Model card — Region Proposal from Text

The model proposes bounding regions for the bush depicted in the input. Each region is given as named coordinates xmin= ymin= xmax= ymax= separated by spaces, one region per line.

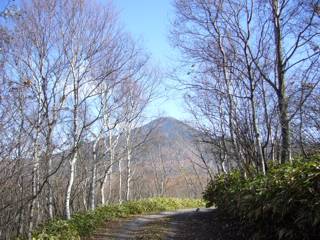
xmin=32 ymin=219 xmax=80 ymax=240
xmin=31 ymin=197 xmax=204 ymax=239
xmin=203 ymin=157 xmax=320 ymax=240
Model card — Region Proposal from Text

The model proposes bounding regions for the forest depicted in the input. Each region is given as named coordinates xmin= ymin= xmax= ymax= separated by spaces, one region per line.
xmin=171 ymin=0 xmax=320 ymax=239
xmin=0 ymin=0 xmax=319 ymax=239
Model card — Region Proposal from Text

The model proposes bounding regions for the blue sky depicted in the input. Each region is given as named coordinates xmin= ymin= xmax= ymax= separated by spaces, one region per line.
xmin=112 ymin=0 xmax=188 ymax=120
xmin=0 ymin=0 xmax=189 ymax=120
xmin=113 ymin=0 xmax=173 ymax=64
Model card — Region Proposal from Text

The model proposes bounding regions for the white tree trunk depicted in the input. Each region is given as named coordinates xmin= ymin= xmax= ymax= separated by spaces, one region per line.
xmin=48 ymin=156 xmax=54 ymax=219
xmin=118 ymin=158 xmax=122 ymax=203
xmin=100 ymin=170 xmax=108 ymax=205
xmin=89 ymin=137 xmax=99 ymax=210
xmin=28 ymin=116 xmax=41 ymax=240
xmin=125 ymin=151 xmax=131 ymax=201
xmin=65 ymin=55 xmax=79 ymax=219
xmin=125 ymin=127 xmax=132 ymax=202
xmin=65 ymin=155 xmax=76 ymax=219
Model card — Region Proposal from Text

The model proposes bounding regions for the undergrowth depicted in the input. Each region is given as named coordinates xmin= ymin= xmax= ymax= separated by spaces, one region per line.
xmin=31 ymin=197 xmax=204 ymax=240
xmin=204 ymin=156 xmax=320 ymax=240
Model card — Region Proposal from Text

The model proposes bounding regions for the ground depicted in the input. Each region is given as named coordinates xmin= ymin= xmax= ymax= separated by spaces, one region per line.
xmin=88 ymin=208 xmax=248 ymax=240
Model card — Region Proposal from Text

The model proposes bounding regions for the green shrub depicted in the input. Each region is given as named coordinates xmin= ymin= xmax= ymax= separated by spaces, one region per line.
xmin=203 ymin=157 xmax=320 ymax=240
xmin=32 ymin=219 xmax=80 ymax=240
xmin=31 ymin=197 xmax=204 ymax=240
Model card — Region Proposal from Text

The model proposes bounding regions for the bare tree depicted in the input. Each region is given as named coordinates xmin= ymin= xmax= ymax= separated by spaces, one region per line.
xmin=171 ymin=0 xmax=320 ymax=175
xmin=0 ymin=0 xmax=156 ymax=238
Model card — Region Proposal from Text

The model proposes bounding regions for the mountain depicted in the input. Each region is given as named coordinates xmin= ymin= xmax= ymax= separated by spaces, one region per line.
xmin=141 ymin=117 xmax=198 ymax=141
xmin=128 ymin=117 xmax=209 ymax=198
xmin=72 ymin=117 xmax=210 ymax=201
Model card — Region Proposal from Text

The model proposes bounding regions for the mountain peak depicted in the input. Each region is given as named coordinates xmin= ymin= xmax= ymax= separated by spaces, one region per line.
xmin=146 ymin=116 xmax=185 ymax=130
xmin=141 ymin=116 xmax=197 ymax=142
xmin=149 ymin=116 xmax=186 ymax=126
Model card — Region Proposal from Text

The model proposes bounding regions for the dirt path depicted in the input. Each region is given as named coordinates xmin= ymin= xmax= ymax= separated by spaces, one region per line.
xmin=90 ymin=208 xmax=246 ymax=240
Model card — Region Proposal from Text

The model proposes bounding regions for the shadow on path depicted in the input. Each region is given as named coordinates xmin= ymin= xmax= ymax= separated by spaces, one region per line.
xmin=90 ymin=208 xmax=246 ymax=240
xmin=164 ymin=208 xmax=246 ymax=240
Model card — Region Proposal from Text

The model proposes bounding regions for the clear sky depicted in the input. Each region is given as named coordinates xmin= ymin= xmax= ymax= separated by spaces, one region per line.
xmin=112 ymin=0 xmax=189 ymax=121
xmin=0 ymin=0 xmax=189 ymax=121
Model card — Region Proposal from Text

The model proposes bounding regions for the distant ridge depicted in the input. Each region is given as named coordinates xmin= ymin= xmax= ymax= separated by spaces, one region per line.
xmin=141 ymin=117 xmax=199 ymax=141
xmin=129 ymin=117 xmax=207 ymax=198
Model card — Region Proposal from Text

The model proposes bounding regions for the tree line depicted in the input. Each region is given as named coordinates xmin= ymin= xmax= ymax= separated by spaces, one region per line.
xmin=171 ymin=0 xmax=320 ymax=176
xmin=0 ymin=0 xmax=157 ymax=239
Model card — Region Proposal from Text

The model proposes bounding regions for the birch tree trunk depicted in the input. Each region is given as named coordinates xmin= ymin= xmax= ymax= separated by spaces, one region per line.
xmin=47 ymin=156 xmax=54 ymax=219
xmin=125 ymin=127 xmax=132 ymax=201
xmin=107 ymin=129 xmax=116 ymax=203
xmin=118 ymin=158 xmax=122 ymax=203
xmin=100 ymin=173 xmax=108 ymax=205
xmin=100 ymin=117 xmax=120 ymax=205
xmin=272 ymin=0 xmax=291 ymax=164
xmin=89 ymin=136 xmax=100 ymax=210
xmin=65 ymin=59 xmax=79 ymax=219
xmin=100 ymin=133 xmax=118 ymax=205
xmin=28 ymin=117 xmax=41 ymax=240
xmin=65 ymin=152 xmax=77 ymax=219
xmin=250 ymin=89 xmax=266 ymax=174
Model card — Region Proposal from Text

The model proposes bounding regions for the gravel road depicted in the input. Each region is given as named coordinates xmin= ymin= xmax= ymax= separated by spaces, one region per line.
xmin=89 ymin=208 xmax=246 ymax=240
